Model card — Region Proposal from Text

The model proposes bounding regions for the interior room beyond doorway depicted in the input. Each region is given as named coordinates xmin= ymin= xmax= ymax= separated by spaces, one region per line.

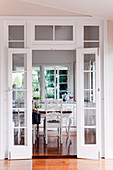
xmin=32 ymin=50 xmax=77 ymax=157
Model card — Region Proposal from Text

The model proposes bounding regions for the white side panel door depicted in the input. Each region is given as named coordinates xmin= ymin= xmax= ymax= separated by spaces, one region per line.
xmin=8 ymin=49 xmax=32 ymax=159
xmin=76 ymin=48 xmax=101 ymax=159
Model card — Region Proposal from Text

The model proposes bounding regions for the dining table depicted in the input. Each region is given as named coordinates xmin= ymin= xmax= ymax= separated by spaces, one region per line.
xmin=34 ymin=109 xmax=73 ymax=144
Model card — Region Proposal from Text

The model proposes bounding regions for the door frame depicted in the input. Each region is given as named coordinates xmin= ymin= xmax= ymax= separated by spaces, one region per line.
xmin=7 ymin=47 xmax=101 ymax=159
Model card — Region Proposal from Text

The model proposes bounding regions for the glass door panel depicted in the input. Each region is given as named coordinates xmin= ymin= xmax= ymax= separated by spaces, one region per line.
xmin=84 ymin=128 xmax=96 ymax=144
xmin=12 ymin=53 xmax=27 ymax=71
xmin=8 ymin=49 xmax=32 ymax=159
xmin=12 ymin=73 xmax=27 ymax=90
xmin=77 ymin=48 xmax=101 ymax=159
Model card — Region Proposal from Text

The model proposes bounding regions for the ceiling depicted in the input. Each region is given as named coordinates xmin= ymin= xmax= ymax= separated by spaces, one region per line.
xmin=0 ymin=0 xmax=113 ymax=19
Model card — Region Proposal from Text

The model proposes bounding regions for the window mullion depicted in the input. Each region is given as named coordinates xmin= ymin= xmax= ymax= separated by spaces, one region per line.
xmin=54 ymin=67 xmax=56 ymax=99
xmin=57 ymin=68 xmax=59 ymax=99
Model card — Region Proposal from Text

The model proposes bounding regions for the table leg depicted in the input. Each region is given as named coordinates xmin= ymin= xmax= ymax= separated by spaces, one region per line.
xmin=33 ymin=125 xmax=35 ymax=144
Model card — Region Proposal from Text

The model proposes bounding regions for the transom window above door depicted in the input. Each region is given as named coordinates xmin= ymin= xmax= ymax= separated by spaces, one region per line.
xmin=8 ymin=25 xmax=26 ymax=48
xmin=84 ymin=26 xmax=99 ymax=48
xmin=32 ymin=24 xmax=75 ymax=44
xmin=35 ymin=25 xmax=73 ymax=41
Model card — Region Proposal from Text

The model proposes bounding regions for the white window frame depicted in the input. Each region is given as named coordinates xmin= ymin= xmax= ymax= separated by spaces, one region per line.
xmin=31 ymin=21 xmax=76 ymax=45
xmin=5 ymin=21 xmax=27 ymax=48
xmin=44 ymin=65 xmax=70 ymax=99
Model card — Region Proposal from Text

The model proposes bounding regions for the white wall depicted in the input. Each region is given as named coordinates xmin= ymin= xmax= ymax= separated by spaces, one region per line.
xmin=0 ymin=19 xmax=2 ymax=159
xmin=105 ymin=20 xmax=113 ymax=158
xmin=0 ymin=19 xmax=8 ymax=159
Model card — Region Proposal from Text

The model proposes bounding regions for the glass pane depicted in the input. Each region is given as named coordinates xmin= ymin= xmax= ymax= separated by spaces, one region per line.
xmin=14 ymin=128 xmax=27 ymax=145
xmin=32 ymin=85 xmax=40 ymax=92
xmin=45 ymin=76 xmax=54 ymax=83
xmin=59 ymin=84 xmax=67 ymax=91
xmin=12 ymin=54 xmax=27 ymax=71
xmin=84 ymin=54 xmax=95 ymax=70
xmin=84 ymin=26 xmax=99 ymax=41
xmin=12 ymin=72 xmax=27 ymax=90
xmin=13 ymin=109 xmax=27 ymax=127
xmin=59 ymin=76 xmax=67 ymax=83
xmin=12 ymin=91 xmax=27 ymax=108
xmin=84 ymin=91 xmax=96 ymax=107
xmin=32 ymin=68 xmax=40 ymax=75
xmin=84 ymin=128 xmax=96 ymax=144
xmin=9 ymin=42 xmax=24 ymax=48
xmin=84 ymin=72 xmax=96 ymax=89
xmin=84 ymin=42 xmax=99 ymax=48
xmin=45 ymin=83 xmax=54 ymax=88
xmin=46 ymin=70 xmax=54 ymax=75
xmin=45 ymin=88 xmax=55 ymax=98
xmin=84 ymin=109 xmax=96 ymax=126
xmin=9 ymin=26 xmax=24 ymax=40
xmin=59 ymin=70 xmax=67 ymax=74
xmin=35 ymin=26 xmax=53 ymax=40
xmin=55 ymin=26 xmax=73 ymax=40
xmin=32 ymin=68 xmax=40 ymax=94
xmin=32 ymin=91 xmax=41 ymax=99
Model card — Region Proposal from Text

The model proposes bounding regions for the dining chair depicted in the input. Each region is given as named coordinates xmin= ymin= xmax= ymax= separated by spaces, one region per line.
xmin=32 ymin=109 xmax=41 ymax=144
xmin=62 ymin=104 xmax=74 ymax=144
xmin=45 ymin=99 xmax=63 ymax=144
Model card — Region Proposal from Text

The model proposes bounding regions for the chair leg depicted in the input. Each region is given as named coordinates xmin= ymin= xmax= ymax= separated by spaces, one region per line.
xmin=45 ymin=131 xmax=47 ymax=144
xmin=33 ymin=125 xmax=36 ymax=144
xmin=44 ymin=118 xmax=46 ymax=138
xmin=45 ymin=123 xmax=48 ymax=144
xmin=68 ymin=118 xmax=72 ymax=144
xmin=60 ymin=127 xmax=63 ymax=144
xmin=57 ymin=127 xmax=60 ymax=137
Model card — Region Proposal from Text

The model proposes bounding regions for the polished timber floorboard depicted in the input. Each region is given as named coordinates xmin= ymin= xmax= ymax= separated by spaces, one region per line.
xmin=32 ymin=131 xmax=77 ymax=156
xmin=0 ymin=159 xmax=112 ymax=170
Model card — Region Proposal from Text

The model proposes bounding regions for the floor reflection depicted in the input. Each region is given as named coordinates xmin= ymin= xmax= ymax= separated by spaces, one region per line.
xmin=0 ymin=159 xmax=112 ymax=170
xmin=32 ymin=131 xmax=77 ymax=156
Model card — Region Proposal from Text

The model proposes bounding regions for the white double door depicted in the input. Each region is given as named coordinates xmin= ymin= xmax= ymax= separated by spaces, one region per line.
xmin=8 ymin=49 xmax=32 ymax=159
xmin=76 ymin=48 xmax=101 ymax=159
xmin=8 ymin=48 xmax=101 ymax=159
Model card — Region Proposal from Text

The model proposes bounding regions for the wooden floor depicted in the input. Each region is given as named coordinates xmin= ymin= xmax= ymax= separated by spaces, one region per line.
xmin=0 ymin=159 xmax=112 ymax=170
xmin=32 ymin=131 xmax=77 ymax=156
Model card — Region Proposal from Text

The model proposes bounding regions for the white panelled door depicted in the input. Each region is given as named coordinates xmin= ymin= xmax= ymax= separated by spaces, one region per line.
xmin=76 ymin=48 xmax=101 ymax=159
xmin=8 ymin=49 xmax=32 ymax=159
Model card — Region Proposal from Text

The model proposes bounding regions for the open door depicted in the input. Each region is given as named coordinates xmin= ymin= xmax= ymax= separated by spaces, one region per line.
xmin=76 ymin=48 xmax=101 ymax=159
xmin=8 ymin=49 xmax=32 ymax=159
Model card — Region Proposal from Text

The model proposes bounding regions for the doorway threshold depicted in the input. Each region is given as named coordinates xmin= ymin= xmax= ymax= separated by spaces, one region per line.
xmin=32 ymin=155 xmax=77 ymax=159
